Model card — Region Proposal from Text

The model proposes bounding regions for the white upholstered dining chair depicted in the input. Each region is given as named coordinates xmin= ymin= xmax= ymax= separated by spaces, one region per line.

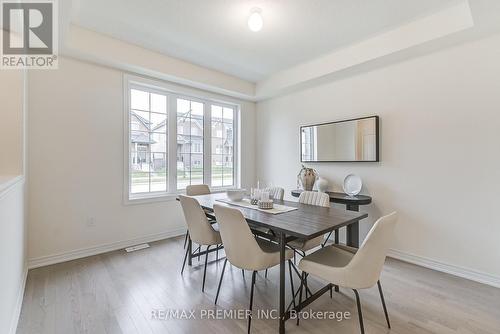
xmin=297 ymin=212 xmax=398 ymax=334
xmin=263 ymin=186 xmax=285 ymax=200
xmin=179 ymin=195 xmax=222 ymax=292
xmin=186 ymin=184 xmax=211 ymax=196
xmin=213 ymin=204 xmax=294 ymax=334
xmin=183 ymin=184 xmax=213 ymax=249
xmin=250 ymin=186 xmax=286 ymax=278
xmin=287 ymin=191 xmax=330 ymax=257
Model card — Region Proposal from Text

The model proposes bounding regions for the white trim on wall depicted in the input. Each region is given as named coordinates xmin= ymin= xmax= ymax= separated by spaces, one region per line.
xmin=388 ymin=249 xmax=500 ymax=288
xmin=27 ymin=227 xmax=186 ymax=269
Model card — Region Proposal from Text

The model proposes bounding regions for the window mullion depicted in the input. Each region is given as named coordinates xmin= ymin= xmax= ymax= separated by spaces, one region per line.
xmin=234 ymin=107 xmax=240 ymax=188
xmin=168 ymin=94 xmax=177 ymax=192
xmin=148 ymin=92 xmax=152 ymax=192
xmin=204 ymin=102 xmax=211 ymax=186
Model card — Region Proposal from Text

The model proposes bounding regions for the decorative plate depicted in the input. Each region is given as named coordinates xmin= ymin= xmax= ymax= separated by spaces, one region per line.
xmin=343 ymin=174 xmax=362 ymax=196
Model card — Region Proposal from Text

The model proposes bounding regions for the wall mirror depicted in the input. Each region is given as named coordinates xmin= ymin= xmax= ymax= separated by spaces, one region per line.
xmin=300 ymin=116 xmax=379 ymax=162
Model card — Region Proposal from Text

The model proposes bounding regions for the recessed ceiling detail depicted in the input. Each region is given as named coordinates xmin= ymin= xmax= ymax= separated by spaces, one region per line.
xmin=64 ymin=0 xmax=500 ymax=101
xmin=70 ymin=0 xmax=465 ymax=82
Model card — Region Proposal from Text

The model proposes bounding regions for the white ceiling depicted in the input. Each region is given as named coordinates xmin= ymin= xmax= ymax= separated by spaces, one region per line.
xmin=70 ymin=0 xmax=463 ymax=82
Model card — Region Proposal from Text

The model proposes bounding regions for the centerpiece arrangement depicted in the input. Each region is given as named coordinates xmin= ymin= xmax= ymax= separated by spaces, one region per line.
xmin=250 ymin=188 xmax=273 ymax=210
xmin=222 ymin=183 xmax=298 ymax=215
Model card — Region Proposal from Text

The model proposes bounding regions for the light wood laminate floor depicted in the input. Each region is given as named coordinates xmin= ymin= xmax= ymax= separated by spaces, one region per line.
xmin=17 ymin=236 xmax=500 ymax=334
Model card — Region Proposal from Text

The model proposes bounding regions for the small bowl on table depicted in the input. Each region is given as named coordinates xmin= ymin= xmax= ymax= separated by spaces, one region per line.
xmin=226 ymin=189 xmax=246 ymax=202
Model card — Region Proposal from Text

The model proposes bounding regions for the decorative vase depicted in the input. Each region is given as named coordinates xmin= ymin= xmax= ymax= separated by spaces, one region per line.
xmin=297 ymin=165 xmax=317 ymax=191
xmin=317 ymin=177 xmax=328 ymax=193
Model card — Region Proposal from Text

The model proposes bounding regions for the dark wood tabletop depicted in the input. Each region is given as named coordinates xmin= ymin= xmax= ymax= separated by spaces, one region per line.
xmin=190 ymin=192 xmax=368 ymax=240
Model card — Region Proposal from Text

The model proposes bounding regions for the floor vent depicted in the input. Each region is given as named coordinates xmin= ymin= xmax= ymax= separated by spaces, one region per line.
xmin=125 ymin=243 xmax=150 ymax=252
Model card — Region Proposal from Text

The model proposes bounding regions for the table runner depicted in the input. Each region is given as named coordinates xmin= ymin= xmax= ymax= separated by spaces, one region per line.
xmin=216 ymin=198 xmax=298 ymax=215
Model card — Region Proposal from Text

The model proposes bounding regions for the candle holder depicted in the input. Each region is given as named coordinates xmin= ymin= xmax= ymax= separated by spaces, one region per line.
xmin=258 ymin=199 xmax=274 ymax=210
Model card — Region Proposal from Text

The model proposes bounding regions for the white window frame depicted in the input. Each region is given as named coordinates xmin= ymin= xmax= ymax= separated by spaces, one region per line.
xmin=123 ymin=75 xmax=240 ymax=204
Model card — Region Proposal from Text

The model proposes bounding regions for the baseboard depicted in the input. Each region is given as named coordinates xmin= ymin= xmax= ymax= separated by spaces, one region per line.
xmin=388 ymin=249 xmax=500 ymax=288
xmin=28 ymin=228 xmax=186 ymax=269
xmin=9 ymin=264 xmax=28 ymax=334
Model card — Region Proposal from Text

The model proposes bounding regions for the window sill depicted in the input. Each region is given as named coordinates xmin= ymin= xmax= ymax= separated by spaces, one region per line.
xmin=124 ymin=192 xmax=179 ymax=205
xmin=123 ymin=186 xmax=239 ymax=205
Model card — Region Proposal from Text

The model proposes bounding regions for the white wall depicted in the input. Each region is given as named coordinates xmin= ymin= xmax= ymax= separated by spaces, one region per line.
xmin=0 ymin=180 xmax=26 ymax=334
xmin=0 ymin=70 xmax=24 ymax=174
xmin=27 ymin=57 xmax=256 ymax=264
xmin=0 ymin=65 xmax=27 ymax=333
xmin=256 ymin=33 xmax=500 ymax=283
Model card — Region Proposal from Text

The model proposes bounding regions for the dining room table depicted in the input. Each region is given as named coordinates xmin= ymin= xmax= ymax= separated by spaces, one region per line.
xmin=185 ymin=192 xmax=368 ymax=333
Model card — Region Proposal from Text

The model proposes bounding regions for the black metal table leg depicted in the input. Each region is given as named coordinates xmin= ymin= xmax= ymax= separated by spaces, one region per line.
xmin=279 ymin=232 xmax=286 ymax=334
xmin=333 ymin=227 xmax=341 ymax=292
xmin=346 ymin=204 xmax=360 ymax=247
xmin=321 ymin=231 xmax=333 ymax=247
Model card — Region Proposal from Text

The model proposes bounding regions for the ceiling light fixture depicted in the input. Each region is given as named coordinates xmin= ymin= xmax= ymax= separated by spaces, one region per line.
xmin=248 ymin=8 xmax=263 ymax=32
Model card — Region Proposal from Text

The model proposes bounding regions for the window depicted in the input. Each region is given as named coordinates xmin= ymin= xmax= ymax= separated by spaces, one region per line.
xmin=129 ymin=88 xmax=168 ymax=194
xmin=176 ymin=98 xmax=204 ymax=190
xmin=125 ymin=78 xmax=239 ymax=201
xmin=301 ymin=126 xmax=317 ymax=161
xmin=211 ymin=105 xmax=235 ymax=187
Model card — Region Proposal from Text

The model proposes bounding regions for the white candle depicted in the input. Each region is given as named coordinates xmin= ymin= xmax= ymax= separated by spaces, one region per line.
xmin=262 ymin=191 xmax=269 ymax=201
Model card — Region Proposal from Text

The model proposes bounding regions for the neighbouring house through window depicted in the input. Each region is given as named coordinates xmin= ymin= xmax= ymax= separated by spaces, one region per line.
xmin=126 ymin=78 xmax=239 ymax=200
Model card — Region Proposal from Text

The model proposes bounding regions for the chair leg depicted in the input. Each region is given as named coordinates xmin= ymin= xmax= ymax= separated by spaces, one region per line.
xmin=181 ymin=241 xmax=190 ymax=275
xmin=215 ymin=259 xmax=228 ymax=305
xmin=183 ymin=231 xmax=189 ymax=249
xmin=304 ymin=275 xmax=310 ymax=298
xmin=265 ymin=268 xmax=268 ymax=278
xmin=248 ymin=271 xmax=257 ymax=334
xmin=377 ymin=280 xmax=391 ymax=328
xmin=288 ymin=260 xmax=296 ymax=308
xmin=202 ymin=245 xmax=211 ymax=292
xmin=353 ymin=289 xmax=365 ymax=334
